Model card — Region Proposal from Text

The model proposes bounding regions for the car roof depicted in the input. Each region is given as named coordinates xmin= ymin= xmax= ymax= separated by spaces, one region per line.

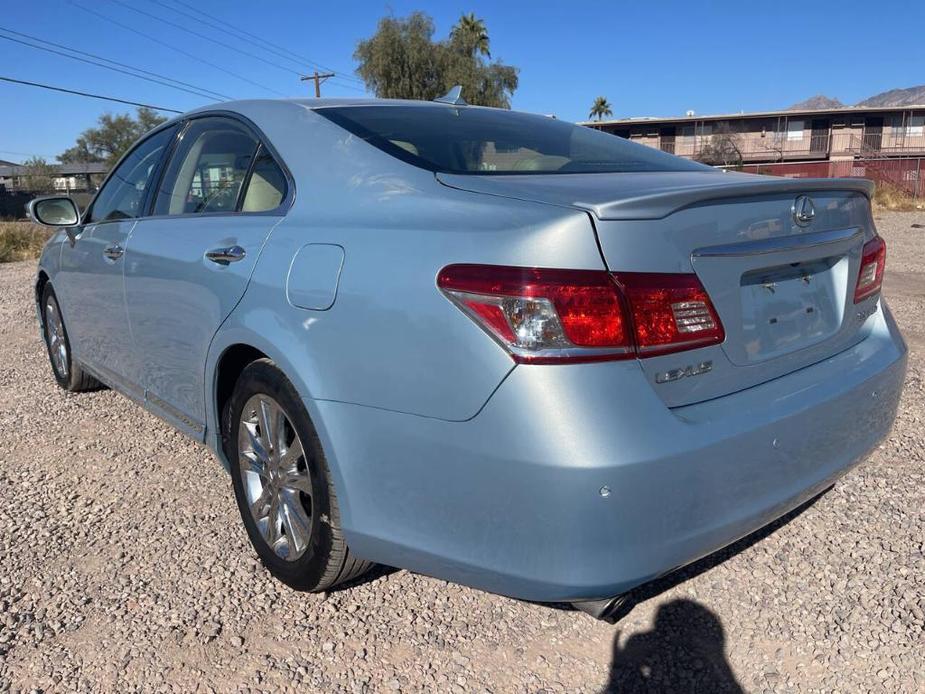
xmin=184 ymin=97 xmax=481 ymax=117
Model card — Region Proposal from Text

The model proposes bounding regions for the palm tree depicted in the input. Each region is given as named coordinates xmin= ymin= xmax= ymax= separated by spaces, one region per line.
xmin=589 ymin=96 xmax=613 ymax=121
xmin=451 ymin=13 xmax=491 ymax=58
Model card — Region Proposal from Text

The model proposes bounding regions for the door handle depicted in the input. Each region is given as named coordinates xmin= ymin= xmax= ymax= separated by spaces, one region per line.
xmin=205 ymin=245 xmax=246 ymax=265
xmin=103 ymin=244 xmax=124 ymax=260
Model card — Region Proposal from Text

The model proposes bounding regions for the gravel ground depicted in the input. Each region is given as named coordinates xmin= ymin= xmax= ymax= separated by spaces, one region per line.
xmin=0 ymin=211 xmax=922 ymax=693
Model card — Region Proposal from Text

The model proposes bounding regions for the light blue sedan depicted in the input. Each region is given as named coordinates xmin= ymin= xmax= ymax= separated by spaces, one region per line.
xmin=30 ymin=96 xmax=906 ymax=619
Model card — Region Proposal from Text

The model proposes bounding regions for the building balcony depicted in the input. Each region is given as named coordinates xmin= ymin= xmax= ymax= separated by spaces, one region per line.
xmin=643 ymin=133 xmax=925 ymax=163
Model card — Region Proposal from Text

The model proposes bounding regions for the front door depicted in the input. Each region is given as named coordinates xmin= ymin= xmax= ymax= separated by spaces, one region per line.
xmin=56 ymin=124 xmax=178 ymax=395
xmin=123 ymin=116 xmax=289 ymax=437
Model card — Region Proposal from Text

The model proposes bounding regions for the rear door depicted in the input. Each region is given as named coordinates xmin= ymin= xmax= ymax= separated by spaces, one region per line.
xmin=123 ymin=115 xmax=290 ymax=437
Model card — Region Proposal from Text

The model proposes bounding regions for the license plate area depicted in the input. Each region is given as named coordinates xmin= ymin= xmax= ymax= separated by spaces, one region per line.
xmin=739 ymin=256 xmax=847 ymax=363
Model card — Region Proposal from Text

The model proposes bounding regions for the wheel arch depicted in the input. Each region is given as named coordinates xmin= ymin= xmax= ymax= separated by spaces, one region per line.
xmin=35 ymin=270 xmax=50 ymax=326
xmin=213 ymin=343 xmax=268 ymax=449
xmin=205 ymin=330 xmax=338 ymax=484
xmin=206 ymin=329 xmax=355 ymax=530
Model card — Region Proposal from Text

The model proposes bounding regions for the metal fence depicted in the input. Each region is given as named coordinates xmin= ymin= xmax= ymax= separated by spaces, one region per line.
xmin=728 ymin=157 xmax=923 ymax=199
xmin=0 ymin=190 xmax=94 ymax=219
xmin=0 ymin=191 xmax=34 ymax=219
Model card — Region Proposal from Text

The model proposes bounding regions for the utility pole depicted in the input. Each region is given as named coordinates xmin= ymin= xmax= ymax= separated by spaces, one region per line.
xmin=300 ymin=71 xmax=335 ymax=98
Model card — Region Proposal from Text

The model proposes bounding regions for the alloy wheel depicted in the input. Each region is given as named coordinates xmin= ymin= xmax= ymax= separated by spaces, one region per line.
xmin=44 ymin=297 xmax=68 ymax=379
xmin=238 ymin=394 xmax=314 ymax=561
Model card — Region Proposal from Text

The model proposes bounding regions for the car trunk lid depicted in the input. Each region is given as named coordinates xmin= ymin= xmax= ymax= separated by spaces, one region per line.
xmin=438 ymin=171 xmax=878 ymax=407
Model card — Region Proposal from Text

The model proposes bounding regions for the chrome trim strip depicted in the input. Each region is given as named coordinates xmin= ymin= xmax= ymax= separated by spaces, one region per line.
xmin=145 ymin=391 xmax=206 ymax=436
xmin=692 ymin=227 xmax=862 ymax=258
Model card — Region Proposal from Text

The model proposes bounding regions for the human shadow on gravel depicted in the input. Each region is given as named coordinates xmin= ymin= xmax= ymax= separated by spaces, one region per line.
xmin=606 ymin=487 xmax=829 ymax=623
xmin=605 ymin=599 xmax=742 ymax=693
xmin=599 ymin=489 xmax=831 ymax=692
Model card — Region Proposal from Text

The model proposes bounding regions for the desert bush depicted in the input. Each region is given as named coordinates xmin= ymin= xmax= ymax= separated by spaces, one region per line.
xmin=0 ymin=221 xmax=53 ymax=263
xmin=872 ymin=182 xmax=922 ymax=211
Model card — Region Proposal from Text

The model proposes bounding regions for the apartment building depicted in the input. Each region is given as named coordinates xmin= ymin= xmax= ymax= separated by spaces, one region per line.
xmin=583 ymin=106 xmax=925 ymax=163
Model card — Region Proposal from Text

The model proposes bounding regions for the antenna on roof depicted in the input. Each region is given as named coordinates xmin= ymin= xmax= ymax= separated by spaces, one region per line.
xmin=434 ymin=85 xmax=467 ymax=106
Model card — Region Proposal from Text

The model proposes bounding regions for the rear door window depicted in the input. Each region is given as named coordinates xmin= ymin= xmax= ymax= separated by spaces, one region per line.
xmin=154 ymin=117 xmax=259 ymax=216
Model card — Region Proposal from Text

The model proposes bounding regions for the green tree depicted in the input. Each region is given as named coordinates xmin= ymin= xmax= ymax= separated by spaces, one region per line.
xmin=59 ymin=107 xmax=167 ymax=167
xmin=450 ymin=13 xmax=490 ymax=58
xmin=589 ymin=97 xmax=613 ymax=121
xmin=354 ymin=13 xmax=444 ymax=102
xmin=17 ymin=156 xmax=57 ymax=193
xmin=354 ymin=12 xmax=518 ymax=108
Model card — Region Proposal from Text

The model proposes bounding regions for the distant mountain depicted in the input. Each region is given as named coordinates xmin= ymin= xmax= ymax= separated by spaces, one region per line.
xmin=787 ymin=95 xmax=844 ymax=110
xmin=785 ymin=85 xmax=925 ymax=111
xmin=856 ymin=85 xmax=925 ymax=107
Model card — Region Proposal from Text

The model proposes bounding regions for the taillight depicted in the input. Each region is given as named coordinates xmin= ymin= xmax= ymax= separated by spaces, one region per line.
xmin=437 ymin=265 xmax=633 ymax=364
xmin=615 ymin=273 xmax=725 ymax=357
xmin=854 ymin=236 xmax=886 ymax=303
xmin=437 ymin=264 xmax=724 ymax=363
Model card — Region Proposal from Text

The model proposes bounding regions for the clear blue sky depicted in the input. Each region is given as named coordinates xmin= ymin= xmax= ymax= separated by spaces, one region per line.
xmin=2 ymin=0 xmax=923 ymax=162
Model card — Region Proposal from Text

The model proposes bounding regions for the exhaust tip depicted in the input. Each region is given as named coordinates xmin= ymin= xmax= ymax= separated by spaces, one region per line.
xmin=571 ymin=594 xmax=629 ymax=623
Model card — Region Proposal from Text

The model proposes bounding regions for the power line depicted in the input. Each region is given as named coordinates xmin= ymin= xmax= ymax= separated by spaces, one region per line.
xmin=155 ymin=0 xmax=366 ymax=86
xmin=0 ymin=32 xmax=220 ymax=103
xmin=160 ymin=0 xmax=331 ymax=70
xmin=299 ymin=72 xmax=366 ymax=96
xmin=0 ymin=25 xmax=232 ymax=101
xmin=0 ymin=75 xmax=182 ymax=113
xmin=327 ymin=79 xmax=367 ymax=94
xmin=70 ymin=0 xmax=287 ymax=98
xmin=107 ymin=0 xmax=307 ymax=78
xmin=301 ymin=71 xmax=334 ymax=98
xmin=149 ymin=0 xmax=326 ymax=73
xmin=0 ymin=149 xmax=58 ymax=160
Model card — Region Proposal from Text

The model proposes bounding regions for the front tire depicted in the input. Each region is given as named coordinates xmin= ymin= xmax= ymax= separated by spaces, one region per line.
xmin=41 ymin=285 xmax=100 ymax=392
xmin=223 ymin=358 xmax=372 ymax=591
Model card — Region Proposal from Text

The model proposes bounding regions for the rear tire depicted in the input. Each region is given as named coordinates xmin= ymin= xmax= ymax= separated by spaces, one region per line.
xmin=41 ymin=285 xmax=100 ymax=392
xmin=223 ymin=358 xmax=372 ymax=591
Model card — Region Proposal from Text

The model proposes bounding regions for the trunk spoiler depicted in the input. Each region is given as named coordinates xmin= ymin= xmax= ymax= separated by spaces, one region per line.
xmin=436 ymin=172 xmax=874 ymax=221
xmin=578 ymin=176 xmax=874 ymax=220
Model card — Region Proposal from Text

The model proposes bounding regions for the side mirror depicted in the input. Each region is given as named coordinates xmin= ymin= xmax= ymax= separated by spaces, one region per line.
xmin=27 ymin=196 xmax=81 ymax=243
xmin=29 ymin=196 xmax=80 ymax=226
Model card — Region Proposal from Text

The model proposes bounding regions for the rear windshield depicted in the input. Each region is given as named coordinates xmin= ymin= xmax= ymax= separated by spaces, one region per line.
xmin=317 ymin=105 xmax=708 ymax=176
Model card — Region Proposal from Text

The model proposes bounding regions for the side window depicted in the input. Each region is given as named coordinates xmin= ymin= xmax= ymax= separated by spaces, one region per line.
xmin=241 ymin=146 xmax=287 ymax=212
xmin=85 ymin=125 xmax=177 ymax=224
xmin=154 ymin=117 xmax=258 ymax=216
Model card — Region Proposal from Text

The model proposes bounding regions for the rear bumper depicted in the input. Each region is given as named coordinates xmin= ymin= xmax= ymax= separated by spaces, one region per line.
xmin=317 ymin=302 xmax=907 ymax=602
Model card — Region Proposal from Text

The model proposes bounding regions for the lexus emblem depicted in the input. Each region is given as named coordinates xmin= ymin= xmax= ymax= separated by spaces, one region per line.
xmin=792 ymin=195 xmax=815 ymax=227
